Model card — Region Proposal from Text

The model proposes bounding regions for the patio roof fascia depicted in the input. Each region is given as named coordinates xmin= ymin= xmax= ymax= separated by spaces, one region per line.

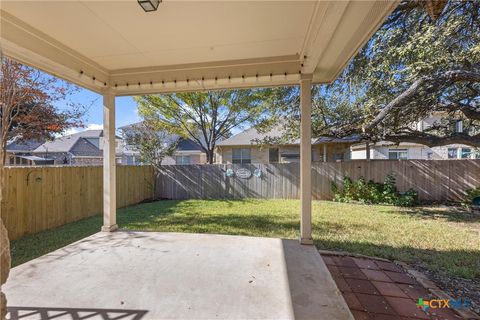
xmin=0 ymin=0 xmax=398 ymax=96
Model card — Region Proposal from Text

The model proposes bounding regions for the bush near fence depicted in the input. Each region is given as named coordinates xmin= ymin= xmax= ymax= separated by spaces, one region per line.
xmin=156 ymin=160 xmax=480 ymax=203
xmin=1 ymin=165 xmax=154 ymax=240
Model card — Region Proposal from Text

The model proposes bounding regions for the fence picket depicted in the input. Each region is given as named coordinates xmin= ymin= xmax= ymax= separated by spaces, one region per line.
xmin=1 ymin=165 xmax=154 ymax=240
xmin=155 ymin=160 xmax=480 ymax=203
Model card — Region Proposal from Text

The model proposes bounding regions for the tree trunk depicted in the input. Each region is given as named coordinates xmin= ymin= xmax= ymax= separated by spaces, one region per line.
xmin=0 ymin=140 xmax=6 ymax=167
xmin=207 ymin=149 xmax=215 ymax=164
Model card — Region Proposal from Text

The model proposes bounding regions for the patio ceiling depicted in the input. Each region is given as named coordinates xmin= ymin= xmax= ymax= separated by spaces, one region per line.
xmin=1 ymin=0 xmax=397 ymax=95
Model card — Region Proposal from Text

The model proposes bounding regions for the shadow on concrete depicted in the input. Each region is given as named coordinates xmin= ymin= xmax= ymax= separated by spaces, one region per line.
xmin=7 ymin=306 xmax=148 ymax=320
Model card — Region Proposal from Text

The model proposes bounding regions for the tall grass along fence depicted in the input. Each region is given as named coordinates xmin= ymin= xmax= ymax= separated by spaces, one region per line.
xmin=156 ymin=160 xmax=480 ymax=203
xmin=1 ymin=165 xmax=154 ymax=240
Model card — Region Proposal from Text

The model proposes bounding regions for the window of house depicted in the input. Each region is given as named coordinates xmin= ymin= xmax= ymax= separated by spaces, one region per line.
xmin=333 ymin=153 xmax=344 ymax=161
xmin=280 ymin=153 xmax=300 ymax=162
xmin=176 ymin=155 xmax=191 ymax=165
xmin=269 ymin=148 xmax=279 ymax=163
xmin=461 ymin=148 xmax=471 ymax=159
xmin=232 ymin=148 xmax=251 ymax=164
xmin=388 ymin=149 xmax=408 ymax=160
xmin=126 ymin=156 xmax=136 ymax=165
xmin=447 ymin=148 xmax=458 ymax=159
xmin=454 ymin=120 xmax=463 ymax=133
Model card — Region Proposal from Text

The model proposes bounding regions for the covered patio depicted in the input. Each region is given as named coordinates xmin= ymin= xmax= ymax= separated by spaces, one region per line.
xmin=5 ymin=231 xmax=352 ymax=319
xmin=1 ymin=1 xmax=397 ymax=319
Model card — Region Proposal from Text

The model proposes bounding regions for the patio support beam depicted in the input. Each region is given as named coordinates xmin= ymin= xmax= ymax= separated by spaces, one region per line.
xmin=101 ymin=89 xmax=118 ymax=232
xmin=300 ymin=74 xmax=313 ymax=245
xmin=323 ymin=144 xmax=327 ymax=162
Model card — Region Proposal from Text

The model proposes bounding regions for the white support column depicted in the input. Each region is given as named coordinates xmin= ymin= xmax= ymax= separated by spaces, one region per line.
xmin=300 ymin=74 xmax=313 ymax=245
xmin=101 ymin=89 xmax=118 ymax=232
xmin=323 ymin=144 xmax=327 ymax=162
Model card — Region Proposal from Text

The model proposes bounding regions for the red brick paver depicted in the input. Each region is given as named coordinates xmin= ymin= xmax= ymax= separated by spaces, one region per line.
xmin=362 ymin=269 xmax=392 ymax=282
xmin=321 ymin=254 xmax=463 ymax=320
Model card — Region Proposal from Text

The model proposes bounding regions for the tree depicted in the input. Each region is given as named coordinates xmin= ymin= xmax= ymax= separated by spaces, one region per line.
xmin=0 ymin=57 xmax=84 ymax=166
xmin=135 ymin=89 xmax=269 ymax=163
xmin=120 ymin=122 xmax=177 ymax=172
xmin=120 ymin=122 xmax=177 ymax=196
xmin=262 ymin=1 xmax=480 ymax=148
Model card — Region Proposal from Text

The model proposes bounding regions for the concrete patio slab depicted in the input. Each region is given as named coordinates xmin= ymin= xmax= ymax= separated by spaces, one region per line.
xmin=5 ymin=232 xmax=352 ymax=320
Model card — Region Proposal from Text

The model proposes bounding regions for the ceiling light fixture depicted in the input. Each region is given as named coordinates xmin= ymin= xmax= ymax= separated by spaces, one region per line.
xmin=138 ymin=0 xmax=161 ymax=12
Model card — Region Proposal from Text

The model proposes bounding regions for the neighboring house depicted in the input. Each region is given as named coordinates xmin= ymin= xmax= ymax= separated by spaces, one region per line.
xmin=157 ymin=138 xmax=208 ymax=165
xmin=351 ymin=115 xmax=479 ymax=160
xmin=351 ymin=142 xmax=479 ymax=160
xmin=167 ymin=138 xmax=207 ymax=165
xmin=30 ymin=130 xmax=127 ymax=165
xmin=215 ymin=126 xmax=357 ymax=164
xmin=6 ymin=129 xmax=148 ymax=166
xmin=6 ymin=139 xmax=54 ymax=166
xmin=119 ymin=123 xmax=208 ymax=165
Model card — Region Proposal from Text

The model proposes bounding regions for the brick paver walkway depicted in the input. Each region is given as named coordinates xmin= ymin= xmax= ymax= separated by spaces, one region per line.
xmin=321 ymin=254 xmax=463 ymax=320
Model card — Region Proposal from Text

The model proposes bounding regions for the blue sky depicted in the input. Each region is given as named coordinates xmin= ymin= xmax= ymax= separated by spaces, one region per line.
xmin=56 ymin=87 xmax=142 ymax=135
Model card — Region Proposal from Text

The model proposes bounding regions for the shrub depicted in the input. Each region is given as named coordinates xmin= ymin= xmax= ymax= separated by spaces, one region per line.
xmin=395 ymin=188 xmax=418 ymax=207
xmin=462 ymin=186 xmax=480 ymax=207
xmin=331 ymin=174 xmax=418 ymax=207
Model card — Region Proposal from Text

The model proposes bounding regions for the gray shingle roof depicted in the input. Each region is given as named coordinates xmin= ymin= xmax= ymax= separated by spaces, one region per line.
xmin=70 ymin=138 xmax=103 ymax=156
xmin=217 ymin=127 xmax=285 ymax=146
xmin=33 ymin=130 xmax=103 ymax=153
xmin=120 ymin=122 xmax=206 ymax=152
xmin=6 ymin=139 xmax=45 ymax=152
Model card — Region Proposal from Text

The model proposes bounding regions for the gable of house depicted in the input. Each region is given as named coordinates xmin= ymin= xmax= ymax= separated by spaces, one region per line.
xmin=70 ymin=138 xmax=103 ymax=157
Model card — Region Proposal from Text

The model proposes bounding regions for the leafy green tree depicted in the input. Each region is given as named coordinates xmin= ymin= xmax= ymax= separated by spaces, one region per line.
xmin=135 ymin=89 xmax=268 ymax=163
xmin=262 ymin=1 xmax=480 ymax=148
xmin=120 ymin=122 xmax=177 ymax=172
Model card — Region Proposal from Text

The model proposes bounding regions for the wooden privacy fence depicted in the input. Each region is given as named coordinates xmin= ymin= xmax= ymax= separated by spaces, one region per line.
xmin=1 ymin=165 xmax=154 ymax=240
xmin=156 ymin=160 xmax=480 ymax=202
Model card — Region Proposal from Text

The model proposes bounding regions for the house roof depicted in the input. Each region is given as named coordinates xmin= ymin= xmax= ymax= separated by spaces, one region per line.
xmin=33 ymin=130 xmax=103 ymax=153
xmin=314 ymin=136 xmax=361 ymax=144
xmin=70 ymin=138 xmax=103 ymax=157
xmin=217 ymin=126 xmax=359 ymax=147
xmin=177 ymin=139 xmax=203 ymax=152
xmin=6 ymin=139 xmax=45 ymax=152
xmin=120 ymin=122 xmax=206 ymax=153
xmin=217 ymin=127 xmax=287 ymax=146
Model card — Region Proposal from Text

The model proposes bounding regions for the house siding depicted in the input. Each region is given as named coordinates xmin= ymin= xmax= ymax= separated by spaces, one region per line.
xmin=351 ymin=143 xmax=479 ymax=160
xmin=215 ymin=144 xmax=351 ymax=164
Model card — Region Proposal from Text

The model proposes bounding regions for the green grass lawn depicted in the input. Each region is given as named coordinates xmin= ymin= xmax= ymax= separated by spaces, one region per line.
xmin=10 ymin=199 xmax=480 ymax=279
